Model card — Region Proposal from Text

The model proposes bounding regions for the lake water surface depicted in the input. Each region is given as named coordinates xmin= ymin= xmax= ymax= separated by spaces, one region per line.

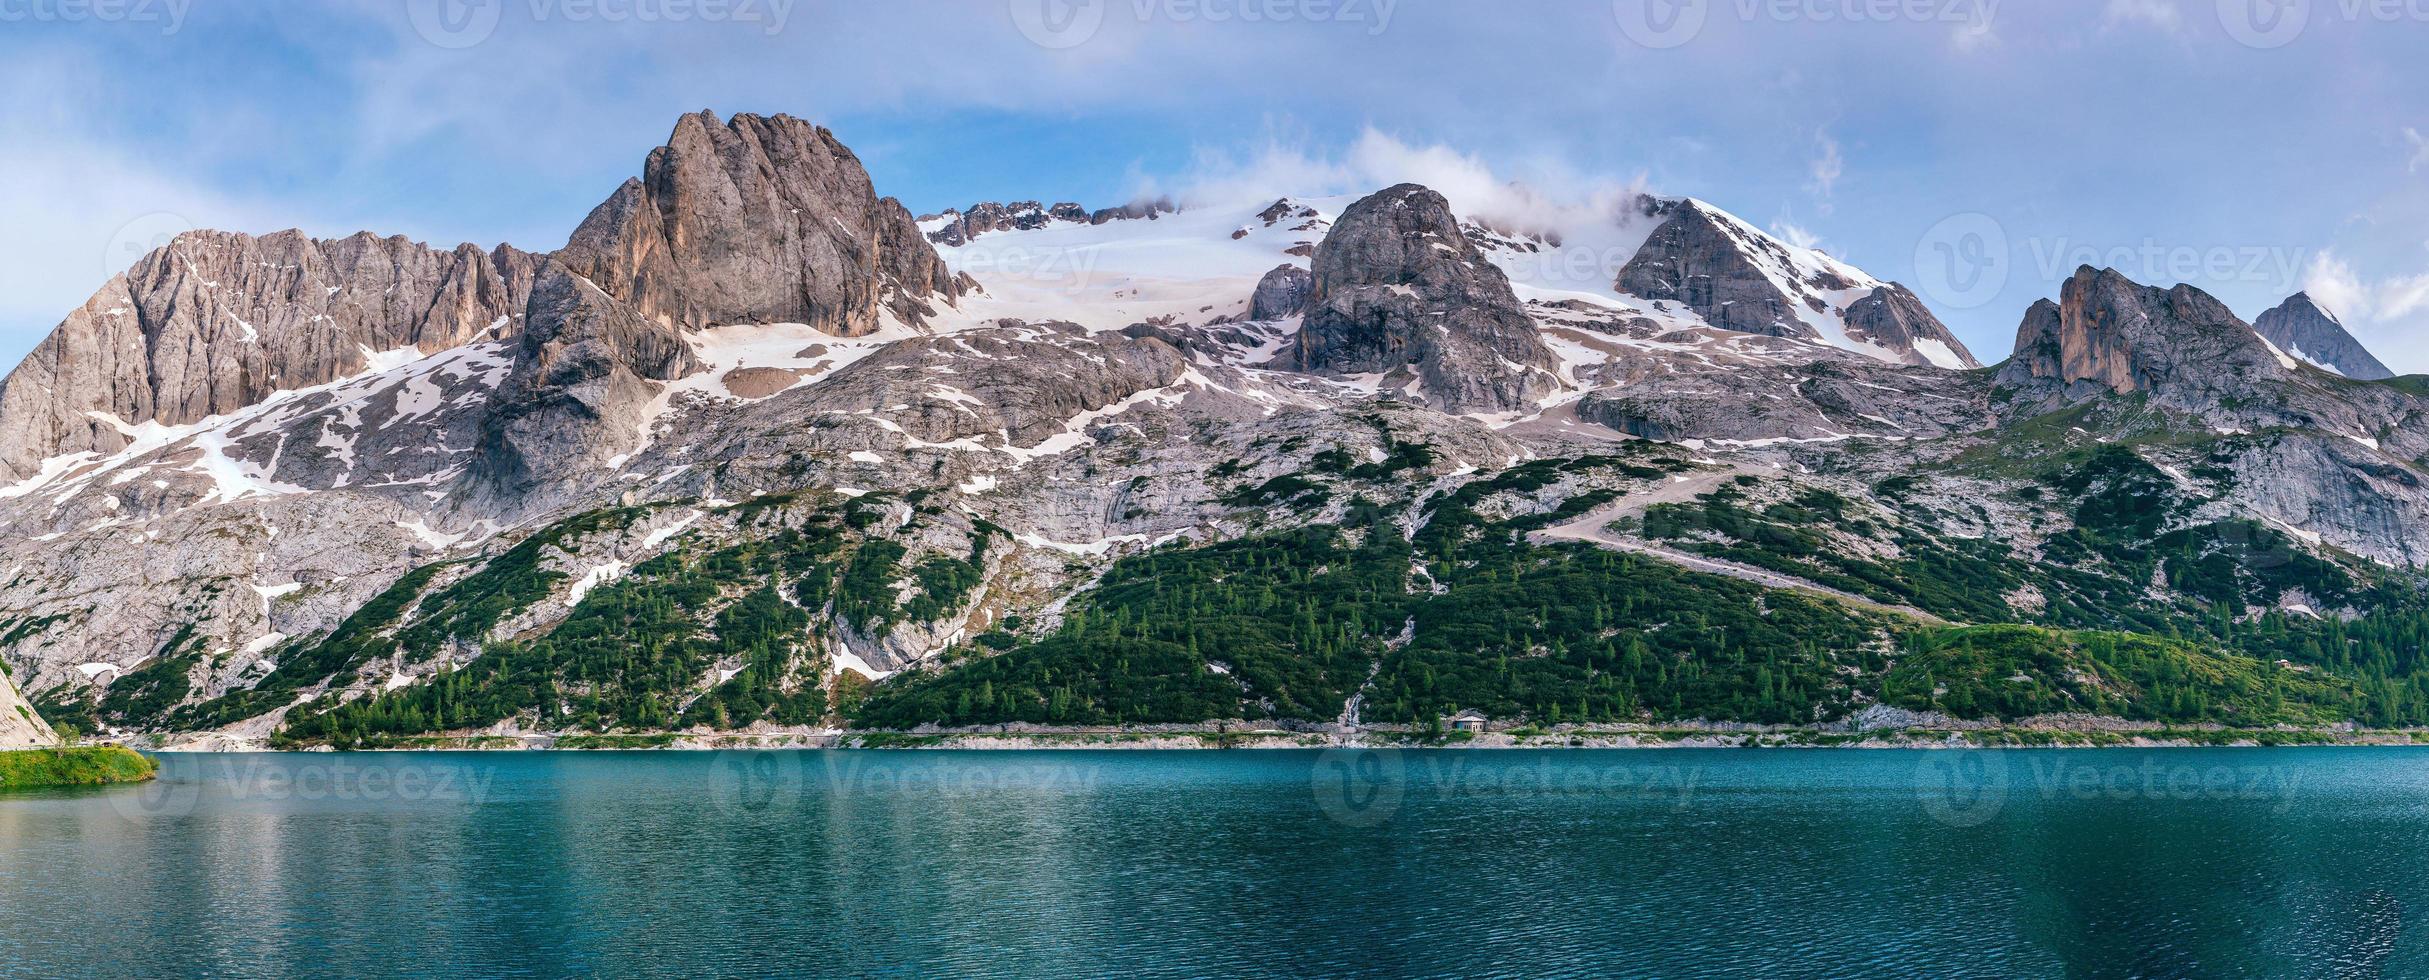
xmin=5 ymin=748 xmax=2429 ymax=977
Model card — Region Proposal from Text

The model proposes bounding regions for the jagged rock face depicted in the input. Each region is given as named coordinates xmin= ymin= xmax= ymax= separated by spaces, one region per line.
xmin=924 ymin=200 xmax=1090 ymax=246
xmin=1992 ymin=267 xmax=2429 ymax=564
xmin=2256 ymin=292 xmax=2394 ymax=381
xmin=1249 ymin=264 xmax=1314 ymax=321
xmin=1088 ymin=197 xmax=1175 ymax=225
xmin=1571 ymin=334 xmax=1992 ymax=444
xmin=555 ymin=111 xmax=961 ymax=338
xmin=0 ymin=230 xmax=537 ymax=479
xmin=0 ymin=485 xmax=467 ymax=706
xmin=923 ymin=197 xmax=1176 ymax=246
xmin=1618 ymin=199 xmax=1820 ymax=339
xmin=1 ymin=669 xmax=57 ymax=747
xmin=773 ymin=322 xmax=1188 ymax=451
xmin=2220 ymin=434 xmax=2429 ymax=567
xmin=1843 ymin=284 xmax=1980 ymax=368
xmin=1998 ymin=266 xmax=2290 ymax=405
xmin=1295 ymin=183 xmax=1558 ymax=414
xmin=475 ymin=265 xmax=704 ymax=499
xmin=1614 ymin=198 xmax=1976 ymax=368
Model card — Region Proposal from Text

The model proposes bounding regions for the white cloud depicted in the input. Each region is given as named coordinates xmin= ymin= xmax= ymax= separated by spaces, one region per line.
xmin=2302 ymin=251 xmax=2375 ymax=321
xmin=1172 ymin=137 xmax=1351 ymax=209
xmin=0 ymin=138 xmax=292 ymax=356
xmin=2102 ymin=0 xmax=2182 ymax=32
xmin=1771 ymin=220 xmax=1822 ymax=251
xmin=2304 ymin=249 xmax=2429 ymax=322
xmin=0 ymin=54 xmax=298 ymax=366
xmin=2406 ymin=127 xmax=2428 ymax=175
xmin=1949 ymin=13 xmax=1999 ymax=52
xmin=2382 ymin=271 xmax=2429 ymax=322
xmin=1806 ymin=130 xmax=1843 ymax=215
xmin=1175 ymin=128 xmax=1650 ymax=242
xmin=2300 ymin=250 xmax=2429 ymax=371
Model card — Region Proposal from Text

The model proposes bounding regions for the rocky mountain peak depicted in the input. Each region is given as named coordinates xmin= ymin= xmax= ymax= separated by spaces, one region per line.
xmin=0 ymin=228 xmax=539 ymax=479
xmin=554 ymin=110 xmax=962 ymax=339
xmin=1614 ymin=196 xmax=1978 ymax=368
xmin=1617 ymin=197 xmax=1838 ymax=339
xmin=1997 ymin=265 xmax=2292 ymax=404
xmin=1292 ymin=183 xmax=1558 ymax=414
xmin=2255 ymin=291 xmax=2395 ymax=381
xmin=923 ymin=200 xmax=1091 ymax=246
xmin=1842 ymin=284 xmax=1978 ymax=369
xmin=1086 ymin=196 xmax=1177 ymax=225
xmin=925 ymin=197 xmax=1181 ymax=247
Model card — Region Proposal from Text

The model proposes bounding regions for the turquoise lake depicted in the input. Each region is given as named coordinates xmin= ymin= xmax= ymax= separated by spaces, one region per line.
xmin=5 ymin=748 xmax=2429 ymax=977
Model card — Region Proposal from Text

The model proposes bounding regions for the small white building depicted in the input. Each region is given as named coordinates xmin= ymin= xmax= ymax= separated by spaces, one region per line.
xmin=1448 ymin=710 xmax=1489 ymax=733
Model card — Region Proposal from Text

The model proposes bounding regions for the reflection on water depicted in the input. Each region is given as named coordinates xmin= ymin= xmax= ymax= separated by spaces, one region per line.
xmin=6 ymin=748 xmax=2429 ymax=977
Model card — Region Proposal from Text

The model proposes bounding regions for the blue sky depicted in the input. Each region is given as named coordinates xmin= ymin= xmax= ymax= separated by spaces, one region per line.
xmin=4 ymin=0 xmax=2426 ymax=369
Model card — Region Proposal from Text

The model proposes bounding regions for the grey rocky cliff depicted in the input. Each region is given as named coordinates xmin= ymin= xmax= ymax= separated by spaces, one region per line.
xmin=1087 ymin=197 xmax=1176 ymax=225
xmin=1615 ymin=197 xmax=1976 ymax=367
xmin=0 ymin=230 xmax=537 ymax=479
xmin=1 ymin=668 xmax=58 ymax=747
xmin=2255 ymin=292 xmax=2394 ymax=381
xmin=474 ymin=265 xmax=704 ymax=501
xmin=1519 ymin=299 xmax=1993 ymax=444
xmin=1293 ymin=183 xmax=1559 ymax=414
xmin=1842 ymin=283 xmax=1980 ymax=368
xmin=1249 ymin=264 xmax=1314 ymax=321
xmin=1575 ymin=345 xmax=1991 ymax=444
xmin=924 ymin=200 xmax=1090 ymax=246
xmin=1997 ymin=265 xmax=2295 ymax=410
xmin=1617 ymin=198 xmax=1818 ymax=339
xmin=1995 ymin=266 xmax=2429 ymax=565
xmin=555 ymin=111 xmax=962 ymax=338
xmin=799 ymin=325 xmax=1185 ymax=450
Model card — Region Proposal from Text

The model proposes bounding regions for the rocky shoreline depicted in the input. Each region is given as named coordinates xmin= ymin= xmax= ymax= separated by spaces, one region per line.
xmin=128 ymin=720 xmax=2429 ymax=753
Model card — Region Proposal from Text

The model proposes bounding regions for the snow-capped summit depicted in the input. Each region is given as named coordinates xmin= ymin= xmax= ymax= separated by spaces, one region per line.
xmin=920 ymin=197 xmax=1177 ymax=247
xmin=1613 ymin=197 xmax=1979 ymax=369
xmin=2255 ymin=291 xmax=2395 ymax=381
xmin=920 ymin=184 xmax=1976 ymax=371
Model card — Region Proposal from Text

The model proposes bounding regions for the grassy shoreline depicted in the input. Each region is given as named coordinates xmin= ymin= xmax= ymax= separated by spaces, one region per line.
xmin=0 ymin=746 xmax=158 ymax=788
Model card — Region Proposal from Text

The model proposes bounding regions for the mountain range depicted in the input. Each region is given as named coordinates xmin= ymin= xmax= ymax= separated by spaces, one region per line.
xmin=5 ymin=110 xmax=2425 ymax=749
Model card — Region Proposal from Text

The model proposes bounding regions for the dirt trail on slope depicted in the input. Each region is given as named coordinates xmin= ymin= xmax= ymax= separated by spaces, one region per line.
xmin=1528 ymin=466 xmax=1951 ymax=626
